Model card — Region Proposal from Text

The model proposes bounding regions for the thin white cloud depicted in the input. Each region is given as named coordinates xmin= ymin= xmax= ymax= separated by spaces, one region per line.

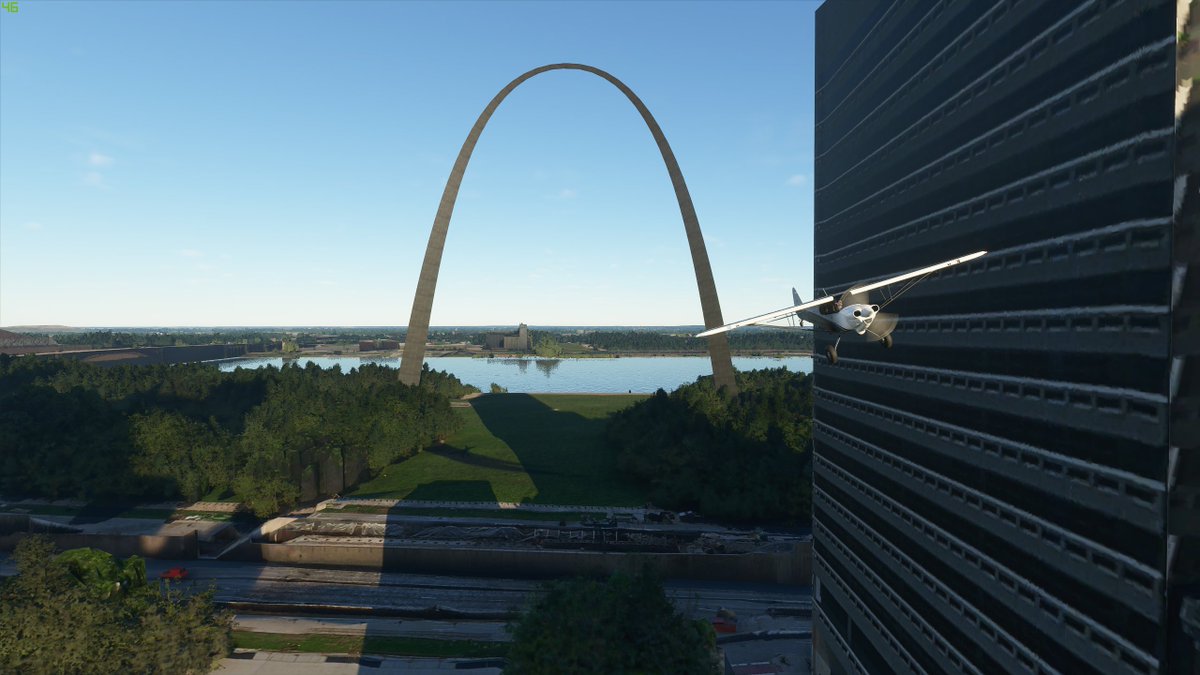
xmin=786 ymin=174 xmax=806 ymax=187
xmin=558 ymin=188 xmax=578 ymax=199
xmin=22 ymin=221 xmax=43 ymax=231
xmin=179 ymin=248 xmax=204 ymax=258
xmin=83 ymin=171 xmax=105 ymax=187
xmin=88 ymin=152 xmax=114 ymax=167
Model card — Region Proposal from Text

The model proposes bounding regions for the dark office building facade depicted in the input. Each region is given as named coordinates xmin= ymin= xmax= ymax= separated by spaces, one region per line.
xmin=811 ymin=1 xmax=1198 ymax=673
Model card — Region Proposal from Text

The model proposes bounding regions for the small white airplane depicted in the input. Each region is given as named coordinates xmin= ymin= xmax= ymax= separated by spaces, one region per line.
xmin=697 ymin=251 xmax=987 ymax=363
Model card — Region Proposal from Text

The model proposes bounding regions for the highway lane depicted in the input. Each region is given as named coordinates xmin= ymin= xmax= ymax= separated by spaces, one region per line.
xmin=4 ymin=555 xmax=811 ymax=670
xmin=141 ymin=559 xmax=811 ymax=624
xmin=2 ymin=555 xmax=810 ymax=626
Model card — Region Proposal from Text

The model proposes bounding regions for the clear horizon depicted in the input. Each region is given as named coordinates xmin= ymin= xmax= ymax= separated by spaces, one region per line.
xmin=1 ymin=1 xmax=817 ymax=327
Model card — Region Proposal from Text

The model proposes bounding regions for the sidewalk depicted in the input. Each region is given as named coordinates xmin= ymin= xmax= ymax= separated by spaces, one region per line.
xmin=234 ymin=615 xmax=509 ymax=642
xmin=217 ymin=651 xmax=501 ymax=674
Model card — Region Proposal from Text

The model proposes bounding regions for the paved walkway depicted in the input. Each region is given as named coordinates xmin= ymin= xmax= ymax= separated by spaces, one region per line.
xmin=235 ymin=615 xmax=509 ymax=642
xmin=216 ymin=652 xmax=501 ymax=674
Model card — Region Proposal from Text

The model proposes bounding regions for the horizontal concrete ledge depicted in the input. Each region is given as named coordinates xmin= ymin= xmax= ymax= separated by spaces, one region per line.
xmin=716 ymin=630 xmax=813 ymax=644
xmin=0 ymin=530 xmax=198 ymax=560
xmin=224 ymin=541 xmax=811 ymax=587
xmin=329 ymin=499 xmax=644 ymax=515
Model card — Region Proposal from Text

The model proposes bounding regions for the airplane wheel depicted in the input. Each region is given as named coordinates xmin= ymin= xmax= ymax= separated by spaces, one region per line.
xmin=826 ymin=345 xmax=838 ymax=364
xmin=882 ymin=335 xmax=893 ymax=349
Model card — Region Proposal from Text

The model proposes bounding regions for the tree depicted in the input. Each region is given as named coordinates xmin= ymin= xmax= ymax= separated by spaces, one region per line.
xmin=0 ymin=537 xmax=232 ymax=674
xmin=534 ymin=335 xmax=564 ymax=358
xmin=505 ymin=571 xmax=718 ymax=674
xmin=607 ymin=368 xmax=813 ymax=522
xmin=0 ymin=356 xmax=474 ymax=516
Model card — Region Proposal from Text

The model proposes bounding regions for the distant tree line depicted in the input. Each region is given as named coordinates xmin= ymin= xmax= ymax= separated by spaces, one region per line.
xmin=44 ymin=330 xmax=281 ymax=349
xmin=0 ymin=356 xmax=475 ymax=515
xmin=42 ymin=329 xmax=422 ymax=350
xmin=34 ymin=328 xmax=812 ymax=354
xmin=606 ymin=367 xmax=813 ymax=522
xmin=554 ymin=330 xmax=813 ymax=353
xmin=0 ymin=537 xmax=232 ymax=674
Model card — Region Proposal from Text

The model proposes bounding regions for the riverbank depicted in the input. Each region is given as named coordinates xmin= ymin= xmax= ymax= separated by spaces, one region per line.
xmin=291 ymin=346 xmax=813 ymax=359
xmin=220 ymin=355 xmax=813 ymax=394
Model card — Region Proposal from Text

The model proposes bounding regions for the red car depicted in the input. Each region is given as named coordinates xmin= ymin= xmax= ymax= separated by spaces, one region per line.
xmin=159 ymin=567 xmax=189 ymax=581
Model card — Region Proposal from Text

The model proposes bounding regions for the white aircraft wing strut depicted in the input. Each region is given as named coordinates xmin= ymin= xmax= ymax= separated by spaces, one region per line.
xmin=693 ymin=250 xmax=986 ymax=340
xmin=844 ymin=250 xmax=986 ymax=297
xmin=696 ymin=295 xmax=836 ymax=338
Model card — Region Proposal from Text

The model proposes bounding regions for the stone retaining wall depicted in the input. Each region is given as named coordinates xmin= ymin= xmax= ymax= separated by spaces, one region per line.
xmin=227 ymin=540 xmax=811 ymax=586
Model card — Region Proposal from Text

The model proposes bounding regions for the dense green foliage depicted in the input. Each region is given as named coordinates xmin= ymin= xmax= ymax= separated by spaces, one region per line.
xmin=607 ymin=367 xmax=813 ymax=522
xmin=45 ymin=329 xmax=280 ymax=349
xmin=505 ymin=571 xmax=718 ymax=675
xmin=0 ymin=355 xmax=471 ymax=515
xmin=42 ymin=328 xmax=416 ymax=349
xmin=0 ymin=537 xmax=233 ymax=674
xmin=533 ymin=334 xmax=565 ymax=358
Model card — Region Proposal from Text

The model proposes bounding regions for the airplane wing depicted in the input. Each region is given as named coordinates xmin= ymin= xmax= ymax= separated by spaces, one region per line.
xmin=696 ymin=295 xmax=836 ymax=338
xmin=843 ymin=250 xmax=986 ymax=299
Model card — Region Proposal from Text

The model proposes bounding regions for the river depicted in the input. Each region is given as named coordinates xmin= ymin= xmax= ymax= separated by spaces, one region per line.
xmin=217 ymin=355 xmax=812 ymax=394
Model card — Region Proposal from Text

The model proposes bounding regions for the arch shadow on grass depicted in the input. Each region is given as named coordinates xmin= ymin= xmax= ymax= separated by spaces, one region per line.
xmin=467 ymin=393 xmax=646 ymax=507
xmin=348 ymin=393 xmax=647 ymax=507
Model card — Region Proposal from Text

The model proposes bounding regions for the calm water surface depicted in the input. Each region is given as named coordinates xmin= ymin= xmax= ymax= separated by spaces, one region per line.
xmin=217 ymin=355 xmax=812 ymax=393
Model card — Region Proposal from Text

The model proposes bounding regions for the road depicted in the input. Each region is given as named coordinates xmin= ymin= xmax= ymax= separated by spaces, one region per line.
xmin=2 ymin=555 xmax=812 ymax=672
xmin=136 ymin=559 xmax=810 ymax=623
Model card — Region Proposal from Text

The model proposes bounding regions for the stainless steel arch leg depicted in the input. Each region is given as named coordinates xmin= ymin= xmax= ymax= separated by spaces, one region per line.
xmin=398 ymin=64 xmax=737 ymax=394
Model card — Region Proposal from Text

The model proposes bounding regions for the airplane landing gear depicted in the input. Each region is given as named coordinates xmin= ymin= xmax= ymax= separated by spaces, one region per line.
xmin=826 ymin=337 xmax=841 ymax=364
xmin=881 ymin=335 xmax=893 ymax=349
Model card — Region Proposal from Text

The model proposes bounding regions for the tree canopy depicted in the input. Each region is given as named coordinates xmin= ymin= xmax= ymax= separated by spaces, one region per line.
xmin=505 ymin=570 xmax=718 ymax=675
xmin=0 ymin=355 xmax=474 ymax=515
xmin=606 ymin=367 xmax=813 ymax=522
xmin=0 ymin=537 xmax=232 ymax=674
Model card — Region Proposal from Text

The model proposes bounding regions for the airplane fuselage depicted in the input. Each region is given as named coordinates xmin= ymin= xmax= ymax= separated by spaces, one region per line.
xmin=799 ymin=303 xmax=878 ymax=334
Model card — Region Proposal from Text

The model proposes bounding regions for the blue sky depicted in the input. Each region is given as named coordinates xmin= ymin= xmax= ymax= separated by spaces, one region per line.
xmin=0 ymin=0 xmax=817 ymax=327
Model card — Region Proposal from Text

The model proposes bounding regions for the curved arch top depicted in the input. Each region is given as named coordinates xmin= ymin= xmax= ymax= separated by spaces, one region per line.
xmin=399 ymin=63 xmax=737 ymax=393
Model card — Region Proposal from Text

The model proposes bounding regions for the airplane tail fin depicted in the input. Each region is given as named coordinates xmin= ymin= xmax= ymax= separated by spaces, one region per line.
xmin=792 ymin=287 xmax=802 ymax=305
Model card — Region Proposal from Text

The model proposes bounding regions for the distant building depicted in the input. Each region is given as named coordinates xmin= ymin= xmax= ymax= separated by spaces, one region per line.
xmin=358 ymin=339 xmax=401 ymax=352
xmin=484 ymin=324 xmax=530 ymax=352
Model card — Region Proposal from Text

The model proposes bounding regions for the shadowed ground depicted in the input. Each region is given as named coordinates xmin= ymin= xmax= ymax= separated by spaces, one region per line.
xmin=349 ymin=394 xmax=647 ymax=506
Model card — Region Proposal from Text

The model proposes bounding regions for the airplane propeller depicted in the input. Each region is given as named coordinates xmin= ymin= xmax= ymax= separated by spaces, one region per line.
xmin=865 ymin=312 xmax=899 ymax=342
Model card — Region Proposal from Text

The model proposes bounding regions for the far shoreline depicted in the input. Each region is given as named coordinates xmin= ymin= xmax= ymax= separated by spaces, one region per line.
xmin=277 ymin=347 xmax=814 ymax=360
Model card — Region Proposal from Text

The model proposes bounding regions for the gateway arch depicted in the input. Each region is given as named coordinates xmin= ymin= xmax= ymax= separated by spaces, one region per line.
xmin=398 ymin=63 xmax=738 ymax=394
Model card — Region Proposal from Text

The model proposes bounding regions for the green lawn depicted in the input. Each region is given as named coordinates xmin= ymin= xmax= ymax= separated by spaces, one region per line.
xmin=349 ymin=393 xmax=648 ymax=507
xmin=232 ymin=631 xmax=508 ymax=658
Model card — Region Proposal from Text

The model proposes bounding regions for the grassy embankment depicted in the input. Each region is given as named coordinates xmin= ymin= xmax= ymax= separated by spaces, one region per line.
xmin=232 ymin=631 xmax=508 ymax=658
xmin=348 ymin=393 xmax=648 ymax=507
